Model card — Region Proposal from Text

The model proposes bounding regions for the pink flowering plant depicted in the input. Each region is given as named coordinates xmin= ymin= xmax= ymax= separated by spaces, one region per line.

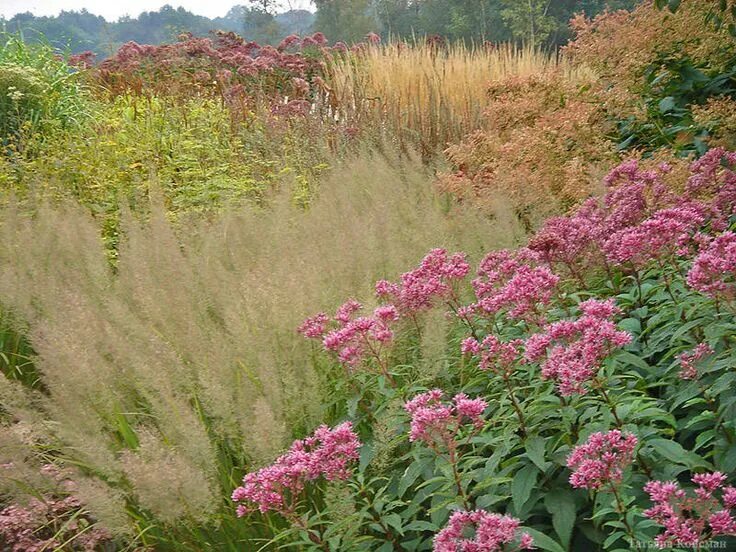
xmin=11 ymin=149 xmax=735 ymax=549
xmin=644 ymin=472 xmax=736 ymax=548
xmin=278 ymin=152 xmax=736 ymax=551
xmin=232 ymin=422 xmax=361 ymax=549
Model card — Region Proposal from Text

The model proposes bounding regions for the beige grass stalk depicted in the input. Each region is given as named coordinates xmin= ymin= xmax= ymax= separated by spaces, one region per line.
xmin=323 ymin=42 xmax=583 ymax=153
xmin=0 ymin=148 xmax=517 ymax=532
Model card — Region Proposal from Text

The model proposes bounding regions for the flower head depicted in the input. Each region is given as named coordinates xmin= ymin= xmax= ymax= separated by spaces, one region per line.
xmin=566 ymin=430 xmax=637 ymax=490
xmin=376 ymin=249 xmax=470 ymax=316
xmin=677 ymin=343 xmax=714 ymax=380
xmin=467 ymin=249 xmax=559 ymax=323
xmin=525 ymin=299 xmax=631 ymax=396
xmin=687 ymin=231 xmax=736 ymax=301
xmin=404 ymin=390 xmax=487 ymax=447
xmin=232 ymin=422 xmax=360 ymax=516
xmin=433 ymin=510 xmax=534 ymax=552
xmin=644 ymin=472 xmax=736 ymax=547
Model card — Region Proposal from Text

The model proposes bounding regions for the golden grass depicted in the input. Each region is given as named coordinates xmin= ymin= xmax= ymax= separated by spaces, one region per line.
xmin=322 ymin=42 xmax=588 ymax=155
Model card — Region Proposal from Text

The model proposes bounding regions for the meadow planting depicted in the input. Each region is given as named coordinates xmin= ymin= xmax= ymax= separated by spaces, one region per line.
xmin=1 ymin=1 xmax=736 ymax=551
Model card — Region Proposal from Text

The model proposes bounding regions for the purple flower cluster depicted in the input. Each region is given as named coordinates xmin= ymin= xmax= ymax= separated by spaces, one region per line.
xmin=687 ymin=231 xmax=736 ymax=301
xmin=644 ymin=472 xmax=736 ymax=548
xmin=404 ymin=389 xmax=487 ymax=448
xmin=525 ymin=299 xmax=632 ymax=396
xmin=461 ymin=334 xmax=524 ymax=377
xmin=299 ymin=300 xmax=398 ymax=369
xmin=464 ymin=249 xmax=559 ymax=323
xmin=677 ymin=342 xmax=715 ymax=380
xmin=232 ymin=422 xmax=360 ymax=517
xmin=375 ymin=248 xmax=470 ymax=316
xmin=566 ymin=430 xmax=638 ymax=490
xmin=433 ymin=510 xmax=534 ymax=552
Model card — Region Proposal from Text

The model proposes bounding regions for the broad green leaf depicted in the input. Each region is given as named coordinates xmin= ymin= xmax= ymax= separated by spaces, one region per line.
xmin=399 ymin=461 xmax=423 ymax=497
xmin=544 ymin=489 xmax=576 ymax=548
xmin=522 ymin=528 xmax=566 ymax=552
xmin=526 ymin=436 xmax=550 ymax=471
xmin=512 ymin=464 xmax=538 ymax=512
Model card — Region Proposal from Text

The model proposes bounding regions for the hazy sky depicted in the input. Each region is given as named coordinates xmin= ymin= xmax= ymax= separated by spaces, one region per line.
xmin=0 ymin=0 xmax=312 ymax=20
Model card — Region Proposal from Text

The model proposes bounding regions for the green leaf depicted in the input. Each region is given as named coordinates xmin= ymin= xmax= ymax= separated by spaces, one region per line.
xmin=616 ymin=350 xmax=651 ymax=372
xmin=512 ymin=464 xmax=538 ymax=512
xmin=522 ymin=528 xmax=566 ymax=552
xmin=544 ymin=489 xmax=577 ymax=549
xmin=526 ymin=436 xmax=550 ymax=471
xmin=399 ymin=461 xmax=423 ymax=498
xmin=404 ymin=520 xmax=439 ymax=532
xmin=649 ymin=438 xmax=711 ymax=469
xmin=659 ymin=96 xmax=676 ymax=113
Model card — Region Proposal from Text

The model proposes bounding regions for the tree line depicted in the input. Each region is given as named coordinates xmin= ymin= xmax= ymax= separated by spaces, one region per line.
xmin=1 ymin=0 xmax=641 ymax=54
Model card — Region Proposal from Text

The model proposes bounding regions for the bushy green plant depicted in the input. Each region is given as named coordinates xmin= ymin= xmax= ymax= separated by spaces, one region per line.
xmin=0 ymin=35 xmax=90 ymax=146
xmin=226 ymin=151 xmax=736 ymax=551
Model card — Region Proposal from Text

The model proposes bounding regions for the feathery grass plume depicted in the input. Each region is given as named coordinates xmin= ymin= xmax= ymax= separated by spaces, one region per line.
xmin=323 ymin=42 xmax=580 ymax=156
xmin=0 ymin=147 xmax=504 ymax=539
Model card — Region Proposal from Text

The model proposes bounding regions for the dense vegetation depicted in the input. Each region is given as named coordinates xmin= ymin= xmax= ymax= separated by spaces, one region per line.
xmin=1 ymin=1 xmax=736 ymax=551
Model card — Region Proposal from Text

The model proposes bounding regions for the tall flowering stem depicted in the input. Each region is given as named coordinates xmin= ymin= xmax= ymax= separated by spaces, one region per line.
xmin=299 ymin=300 xmax=400 ymax=385
xmin=461 ymin=335 xmax=527 ymax=436
xmin=644 ymin=472 xmax=736 ymax=548
xmin=433 ymin=510 xmax=534 ymax=552
xmin=525 ymin=299 xmax=632 ymax=397
xmin=567 ymin=430 xmax=639 ymax=544
xmin=462 ymin=248 xmax=559 ymax=328
xmin=404 ymin=390 xmax=487 ymax=509
xmin=375 ymin=248 xmax=475 ymax=336
xmin=232 ymin=422 xmax=361 ymax=549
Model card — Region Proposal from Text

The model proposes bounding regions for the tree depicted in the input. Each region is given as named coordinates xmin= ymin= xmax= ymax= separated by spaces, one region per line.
xmin=312 ymin=0 xmax=376 ymax=43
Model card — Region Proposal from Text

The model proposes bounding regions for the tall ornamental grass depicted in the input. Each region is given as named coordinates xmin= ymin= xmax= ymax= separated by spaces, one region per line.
xmin=0 ymin=149 xmax=508 ymax=549
xmin=322 ymin=42 xmax=585 ymax=155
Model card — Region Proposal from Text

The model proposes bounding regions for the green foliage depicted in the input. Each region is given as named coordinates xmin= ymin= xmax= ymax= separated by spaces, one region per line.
xmin=0 ymin=6 xmax=315 ymax=53
xmin=0 ymin=35 xmax=90 ymax=145
xmin=616 ymin=52 xmax=736 ymax=155
xmin=0 ymin=94 xmax=331 ymax=248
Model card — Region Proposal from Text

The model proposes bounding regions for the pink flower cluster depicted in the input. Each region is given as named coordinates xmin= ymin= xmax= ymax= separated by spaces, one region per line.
xmin=232 ymin=422 xmax=360 ymax=517
xmin=527 ymin=156 xmax=735 ymax=277
xmin=644 ymin=472 xmax=736 ymax=548
xmin=566 ymin=430 xmax=638 ymax=490
xmin=0 ymin=465 xmax=111 ymax=552
xmin=686 ymin=147 xmax=736 ymax=197
xmin=687 ymin=231 xmax=736 ymax=301
xmin=299 ymin=300 xmax=398 ymax=368
xmin=375 ymin=248 xmax=470 ymax=316
xmin=404 ymin=389 xmax=487 ymax=447
xmin=464 ymin=249 xmax=559 ymax=322
xmin=677 ymin=342 xmax=715 ymax=380
xmin=461 ymin=335 xmax=524 ymax=377
xmin=525 ymin=299 xmax=632 ymax=396
xmin=603 ymin=202 xmax=707 ymax=265
xmin=433 ymin=510 xmax=534 ymax=552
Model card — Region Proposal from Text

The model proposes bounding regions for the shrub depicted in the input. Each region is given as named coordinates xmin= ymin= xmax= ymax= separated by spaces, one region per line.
xmin=0 ymin=36 xmax=90 ymax=146
xmin=567 ymin=2 xmax=736 ymax=154
xmin=438 ymin=72 xmax=617 ymax=228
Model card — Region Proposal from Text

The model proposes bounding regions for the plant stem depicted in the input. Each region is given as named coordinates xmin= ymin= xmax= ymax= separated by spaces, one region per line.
xmin=502 ymin=375 xmax=527 ymax=437
xmin=597 ymin=384 xmax=623 ymax=428
xmin=610 ymin=485 xmax=637 ymax=546
xmin=448 ymin=441 xmax=472 ymax=510
xmin=287 ymin=513 xmax=330 ymax=552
